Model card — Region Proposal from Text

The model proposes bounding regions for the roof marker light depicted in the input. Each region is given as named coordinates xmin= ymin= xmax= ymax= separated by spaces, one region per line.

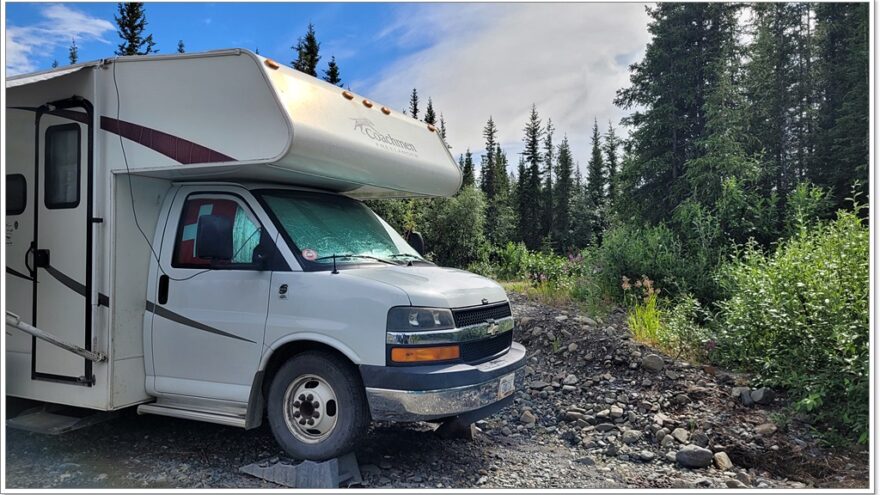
xmin=363 ymin=99 xmax=374 ymax=108
xmin=264 ymin=59 xmax=280 ymax=70
xmin=381 ymin=106 xmax=391 ymax=115
xmin=342 ymin=90 xmax=354 ymax=100
xmin=427 ymin=124 xmax=437 ymax=132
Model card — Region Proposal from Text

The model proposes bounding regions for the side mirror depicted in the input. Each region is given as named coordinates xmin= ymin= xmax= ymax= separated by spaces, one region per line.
xmin=251 ymin=230 xmax=274 ymax=270
xmin=407 ymin=231 xmax=426 ymax=256
xmin=195 ymin=214 xmax=233 ymax=261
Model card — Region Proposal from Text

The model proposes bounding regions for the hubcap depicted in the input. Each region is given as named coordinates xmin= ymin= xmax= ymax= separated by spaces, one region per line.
xmin=283 ymin=374 xmax=339 ymax=443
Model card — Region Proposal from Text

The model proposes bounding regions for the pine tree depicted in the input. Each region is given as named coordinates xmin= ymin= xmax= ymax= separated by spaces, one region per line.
xmin=255 ymin=47 xmax=260 ymax=55
xmin=541 ymin=118 xmax=555 ymax=242
xmin=480 ymin=117 xmax=498 ymax=199
xmin=586 ymin=119 xmax=605 ymax=206
xmin=291 ymin=23 xmax=321 ymax=77
xmin=424 ymin=98 xmax=437 ymax=125
xmin=439 ymin=114 xmax=448 ymax=141
xmin=603 ymin=122 xmax=619 ymax=206
xmin=553 ymin=136 xmax=575 ymax=249
xmin=518 ymin=105 xmax=544 ymax=249
xmin=51 ymin=60 xmax=59 ymax=69
xmin=461 ymin=149 xmax=475 ymax=188
xmin=177 ymin=39 xmax=185 ymax=53
xmin=68 ymin=38 xmax=78 ymax=65
xmin=323 ymin=56 xmax=342 ymax=86
xmin=409 ymin=88 xmax=419 ymax=119
xmin=114 ymin=2 xmax=156 ymax=56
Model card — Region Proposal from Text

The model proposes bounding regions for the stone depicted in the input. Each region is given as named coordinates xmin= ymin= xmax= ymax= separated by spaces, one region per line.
xmin=641 ymin=354 xmax=665 ymax=372
xmin=563 ymin=374 xmax=579 ymax=385
xmin=735 ymin=471 xmax=752 ymax=486
xmin=610 ymin=406 xmax=624 ymax=418
xmin=672 ymin=394 xmax=690 ymax=406
xmin=622 ymin=429 xmax=642 ymax=444
xmin=519 ymin=410 xmax=537 ymax=425
xmin=653 ymin=413 xmax=672 ymax=426
xmin=529 ymin=381 xmax=550 ymax=390
xmin=554 ymin=315 xmax=568 ymax=322
xmin=750 ymin=387 xmax=776 ymax=405
xmin=655 ymin=430 xmax=667 ymax=443
xmin=740 ymin=389 xmax=754 ymax=407
xmin=575 ymin=456 xmax=595 ymax=466
xmin=661 ymin=435 xmax=676 ymax=448
xmin=754 ymin=423 xmax=777 ymax=436
xmin=713 ymin=452 xmax=734 ymax=471
xmin=691 ymin=432 xmax=709 ymax=448
xmin=731 ymin=386 xmax=750 ymax=399
xmin=726 ymin=479 xmax=748 ymax=489
xmin=595 ymin=423 xmax=616 ymax=433
xmin=676 ymin=445 xmax=714 ymax=468
xmin=562 ymin=385 xmax=577 ymax=393
xmin=567 ymin=343 xmax=578 ymax=352
xmin=671 ymin=427 xmax=689 ymax=444
xmin=639 ymin=450 xmax=655 ymax=462
xmin=564 ymin=411 xmax=585 ymax=422
xmin=664 ymin=370 xmax=679 ymax=381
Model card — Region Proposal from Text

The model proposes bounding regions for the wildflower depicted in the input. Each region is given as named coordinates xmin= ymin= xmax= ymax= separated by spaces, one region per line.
xmin=621 ymin=276 xmax=631 ymax=291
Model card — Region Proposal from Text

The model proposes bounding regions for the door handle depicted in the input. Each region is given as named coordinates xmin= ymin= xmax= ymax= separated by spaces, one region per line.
xmin=158 ymin=275 xmax=170 ymax=305
xmin=25 ymin=245 xmax=35 ymax=274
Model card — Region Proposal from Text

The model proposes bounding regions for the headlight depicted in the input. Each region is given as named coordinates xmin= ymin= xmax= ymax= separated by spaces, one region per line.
xmin=387 ymin=307 xmax=455 ymax=332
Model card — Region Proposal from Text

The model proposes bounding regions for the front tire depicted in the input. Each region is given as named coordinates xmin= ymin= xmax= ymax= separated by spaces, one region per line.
xmin=267 ymin=351 xmax=369 ymax=460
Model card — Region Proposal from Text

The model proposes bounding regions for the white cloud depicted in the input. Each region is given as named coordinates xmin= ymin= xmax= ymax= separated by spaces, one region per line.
xmin=363 ymin=4 xmax=651 ymax=171
xmin=5 ymin=5 xmax=115 ymax=75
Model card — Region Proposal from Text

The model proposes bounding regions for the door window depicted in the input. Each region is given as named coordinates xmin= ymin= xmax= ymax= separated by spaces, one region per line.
xmin=172 ymin=195 xmax=262 ymax=268
xmin=6 ymin=174 xmax=27 ymax=215
xmin=44 ymin=124 xmax=81 ymax=209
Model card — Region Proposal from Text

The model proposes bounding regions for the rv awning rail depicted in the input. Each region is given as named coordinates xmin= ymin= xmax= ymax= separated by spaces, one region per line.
xmin=5 ymin=312 xmax=106 ymax=363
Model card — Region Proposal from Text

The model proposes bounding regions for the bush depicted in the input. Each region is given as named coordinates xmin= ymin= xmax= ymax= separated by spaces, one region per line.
xmin=421 ymin=186 xmax=488 ymax=268
xmin=712 ymin=206 xmax=869 ymax=441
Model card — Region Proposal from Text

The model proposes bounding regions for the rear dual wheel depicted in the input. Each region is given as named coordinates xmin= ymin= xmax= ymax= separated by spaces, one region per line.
xmin=267 ymin=351 xmax=369 ymax=461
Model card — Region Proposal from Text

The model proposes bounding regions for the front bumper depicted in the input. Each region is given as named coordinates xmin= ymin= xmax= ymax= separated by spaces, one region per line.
xmin=360 ymin=342 xmax=527 ymax=422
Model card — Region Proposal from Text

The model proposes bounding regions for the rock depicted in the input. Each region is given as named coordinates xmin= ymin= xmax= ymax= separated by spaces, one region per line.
xmin=691 ymin=431 xmax=709 ymax=447
xmin=564 ymin=411 xmax=585 ymax=422
xmin=575 ymin=456 xmax=595 ymax=466
xmin=655 ymin=430 xmax=667 ymax=443
xmin=639 ymin=450 xmax=656 ymax=462
xmin=501 ymin=426 xmax=512 ymax=436
xmin=578 ymin=316 xmax=598 ymax=326
xmin=561 ymin=430 xmax=581 ymax=446
xmin=726 ymin=479 xmax=748 ymax=489
xmin=671 ymin=427 xmax=689 ymax=444
xmin=595 ymin=423 xmax=616 ymax=432
xmin=750 ymin=387 xmax=776 ymax=405
xmin=641 ymin=354 xmax=665 ymax=372
xmin=562 ymin=385 xmax=577 ymax=393
xmin=740 ymin=389 xmax=754 ymax=406
xmin=567 ymin=343 xmax=578 ymax=352
xmin=676 ymin=445 xmax=714 ymax=468
xmin=563 ymin=374 xmax=579 ymax=385
xmin=661 ymin=435 xmax=677 ymax=448
xmin=735 ymin=471 xmax=752 ymax=486
xmin=665 ymin=452 xmax=678 ymax=463
xmin=731 ymin=386 xmax=750 ymax=399
xmin=754 ymin=423 xmax=777 ymax=436
xmin=653 ymin=413 xmax=673 ymax=426
xmin=672 ymin=394 xmax=690 ymax=405
xmin=529 ymin=381 xmax=550 ymax=390
xmin=610 ymin=406 xmax=624 ymax=418
xmin=714 ymin=451 xmax=734 ymax=470
xmin=554 ymin=315 xmax=568 ymax=322
xmin=622 ymin=429 xmax=642 ymax=444
xmin=477 ymin=475 xmax=488 ymax=485
xmin=665 ymin=370 xmax=680 ymax=380
xmin=519 ymin=410 xmax=537 ymax=425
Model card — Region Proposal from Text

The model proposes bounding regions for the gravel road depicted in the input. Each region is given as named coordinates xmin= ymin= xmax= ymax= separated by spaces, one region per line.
xmin=4 ymin=295 xmax=868 ymax=489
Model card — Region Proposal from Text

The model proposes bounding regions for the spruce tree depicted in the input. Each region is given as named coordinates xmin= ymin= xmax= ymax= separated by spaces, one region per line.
xmin=461 ymin=149 xmax=475 ymax=188
xmin=177 ymin=39 xmax=185 ymax=53
xmin=553 ymin=136 xmax=575 ymax=249
xmin=114 ymin=2 xmax=156 ymax=56
xmin=68 ymin=38 xmax=78 ymax=65
xmin=480 ymin=117 xmax=498 ymax=199
xmin=439 ymin=114 xmax=448 ymax=141
xmin=292 ymin=23 xmax=321 ymax=77
xmin=541 ymin=118 xmax=555 ymax=242
xmin=603 ymin=122 xmax=619 ymax=206
xmin=424 ymin=98 xmax=437 ymax=125
xmin=409 ymin=88 xmax=419 ymax=119
xmin=323 ymin=56 xmax=342 ymax=86
xmin=518 ymin=105 xmax=544 ymax=249
xmin=51 ymin=60 xmax=59 ymax=69
xmin=586 ymin=119 xmax=605 ymax=206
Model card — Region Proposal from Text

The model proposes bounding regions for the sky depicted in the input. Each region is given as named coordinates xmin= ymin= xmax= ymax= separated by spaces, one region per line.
xmin=5 ymin=2 xmax=652 ymax=172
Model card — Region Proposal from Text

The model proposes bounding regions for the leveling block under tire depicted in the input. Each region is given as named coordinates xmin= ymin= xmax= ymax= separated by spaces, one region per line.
xmin=267 ymin=351 xmax=371 ymax=461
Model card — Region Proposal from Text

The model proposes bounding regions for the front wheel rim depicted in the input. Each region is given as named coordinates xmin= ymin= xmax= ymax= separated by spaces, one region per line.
xmin=282 ymin=374 xmax=339 ymax=444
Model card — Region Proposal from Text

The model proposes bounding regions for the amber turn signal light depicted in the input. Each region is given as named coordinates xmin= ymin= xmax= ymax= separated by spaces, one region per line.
xmin=391 ymin=345 xmax=460 ymax=363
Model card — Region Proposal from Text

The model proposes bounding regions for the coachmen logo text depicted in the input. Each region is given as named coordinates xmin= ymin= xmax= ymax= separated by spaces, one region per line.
xmin=351 ymin=118 xmax=418 ymax=157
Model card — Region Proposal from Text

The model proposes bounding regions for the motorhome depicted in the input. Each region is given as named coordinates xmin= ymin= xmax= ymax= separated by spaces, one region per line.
xmin=4 ymin=49 xmax=525 ymax=460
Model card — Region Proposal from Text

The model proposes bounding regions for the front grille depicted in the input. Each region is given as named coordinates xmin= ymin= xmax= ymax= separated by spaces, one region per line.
xmin=453 ymin=302 xmax=512 ymax=328
xmin=460 ymin=331 xmax=513 ymax=364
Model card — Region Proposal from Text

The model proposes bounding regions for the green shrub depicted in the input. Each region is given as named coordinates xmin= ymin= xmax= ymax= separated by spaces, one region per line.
xmin=624 ymin=277 xmax=662 ymax=345
xmin=421 ymin=186 xmax=488 ymax=268
xmin=712 ymin=205 xmax=869 ymax=441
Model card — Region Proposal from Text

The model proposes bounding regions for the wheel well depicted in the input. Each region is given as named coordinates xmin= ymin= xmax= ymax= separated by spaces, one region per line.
xmin=261 ymin=340 xmax=358 ymax=398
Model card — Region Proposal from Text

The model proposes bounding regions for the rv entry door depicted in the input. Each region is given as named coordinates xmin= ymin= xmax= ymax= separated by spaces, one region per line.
xmin=31 ymin=100 xmax=96 ymax=385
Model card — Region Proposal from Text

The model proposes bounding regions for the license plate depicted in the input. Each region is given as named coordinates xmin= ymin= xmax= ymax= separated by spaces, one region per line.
xmin=498 ymin=372 xmax=515 ymax=398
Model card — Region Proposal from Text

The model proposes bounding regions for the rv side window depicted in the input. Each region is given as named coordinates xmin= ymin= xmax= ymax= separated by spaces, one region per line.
xmin=44 ymin=124 xmax=81 ymax=209
xmin=6 ymin=174 xmax=27 ymax=215
xmin=172 ymin=195 xmax=262 ymax=268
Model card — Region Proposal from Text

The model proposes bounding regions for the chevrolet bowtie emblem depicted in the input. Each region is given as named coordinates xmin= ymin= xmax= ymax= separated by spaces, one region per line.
xmin=485 ymin=318 xmax=498 ymax=335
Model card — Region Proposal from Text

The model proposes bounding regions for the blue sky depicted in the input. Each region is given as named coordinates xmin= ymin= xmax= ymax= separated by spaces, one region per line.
xmin=6 ymin=2 xmax=651 ymax=169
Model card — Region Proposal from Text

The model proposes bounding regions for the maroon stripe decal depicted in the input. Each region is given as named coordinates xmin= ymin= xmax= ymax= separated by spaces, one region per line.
xmin=100 ymin=116 xmax=235 ymax=164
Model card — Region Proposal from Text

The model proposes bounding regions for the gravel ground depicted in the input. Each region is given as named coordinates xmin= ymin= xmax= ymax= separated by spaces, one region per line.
xmin=5 ymin=294 xmax=869 ymax=489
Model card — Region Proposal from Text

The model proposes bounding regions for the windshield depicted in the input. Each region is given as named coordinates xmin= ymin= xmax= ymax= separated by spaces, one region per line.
xmin=259 ymin=190 xmax=424 ymax=267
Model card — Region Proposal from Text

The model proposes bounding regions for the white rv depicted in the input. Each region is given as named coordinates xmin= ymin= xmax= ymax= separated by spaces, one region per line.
xmin=4 ymin=49 xmax=525 ymax=460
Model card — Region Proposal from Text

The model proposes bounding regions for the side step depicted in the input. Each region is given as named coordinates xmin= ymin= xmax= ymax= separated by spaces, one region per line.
xmin=137 ymin=403 xmax=246 ymax=428
xmin=7 ymin=404 xmax=119 ymax=435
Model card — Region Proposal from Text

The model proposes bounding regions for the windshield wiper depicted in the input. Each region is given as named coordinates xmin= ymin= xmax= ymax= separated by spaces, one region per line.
xmin=387 ymin=253 xmax=422 ymax=260
xmin=313 ymin=253 xmax=401 ymax=266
